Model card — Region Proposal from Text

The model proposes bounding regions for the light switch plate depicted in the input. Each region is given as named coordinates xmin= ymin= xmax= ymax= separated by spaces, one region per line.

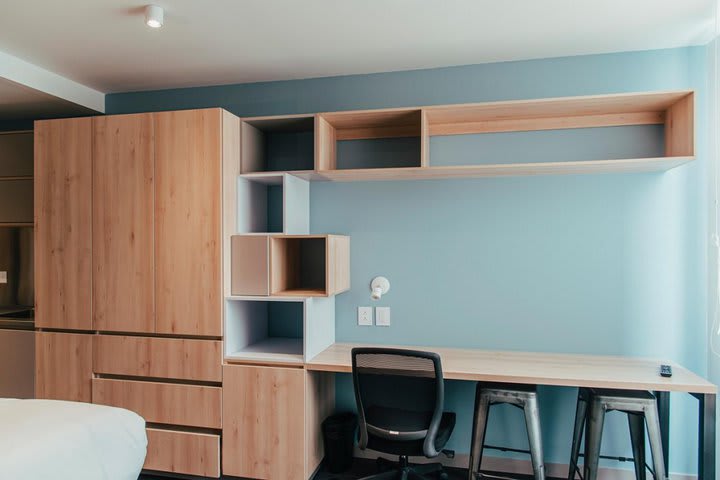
xmin=0 ymin=271 xmax=6 ymax=284
xmin=358 ymin=307 xmax=373 ymax=326
xmin=376 ymin=307 xmax=391 ymax=327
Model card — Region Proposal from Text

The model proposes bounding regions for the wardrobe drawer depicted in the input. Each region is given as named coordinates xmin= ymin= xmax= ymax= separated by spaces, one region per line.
xmin=92 ymin=378 xmax=221 ymax=428
xmin=145 ymin=428 xmax=220 ymax=478
xmin=94 ymin=335 xmax=222 ymax=382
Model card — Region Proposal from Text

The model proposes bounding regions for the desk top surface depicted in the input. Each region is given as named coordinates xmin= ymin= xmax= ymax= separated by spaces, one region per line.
xmin=306 ymin=343 xmax=717 ymax=394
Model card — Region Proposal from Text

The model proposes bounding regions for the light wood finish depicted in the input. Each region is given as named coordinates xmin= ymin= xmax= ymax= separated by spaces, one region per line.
xmin=306 ymin=90 xmax=696 ymax=180
xmin=665 ymin=92 xmax=694 ymax=156
xmin=145 ymin=428 xmax=220 ymax=478
xmin=305 ymin=370 xmax=335 ymax=479
xmin=92 ymin=378 xmax=222 ymax=428
xmin=268 ymin=235 xmax=350 ymax=297
xmin=427 ymin=111 xmax=665 ymax=136
xmin=35 ymin=332 xmax=93 ymax=401
xmin=231 ymin=235 xmax=270 ymax=296
xmin=319 ymin=109 xmax=421 ymax=141
xmin=93 ymin=335 xmax=222 ymax=382
xmin=34 ymin=118 xmax=92 ymax=330
xmin=92 ymin=114 xmax=155 ymax=333
xmin=154 ymin=109 xmax=222 ymax=336
xmin=315 ymin=115 xmax=336 ymax=171
xmin=223 ymin=111 xmax=241 ymax=298
xmin=241 ymin=121 xmax=265 ymax=173
xmin=327 ymin=235 xmax=351 ymax=295
xmin=222 ymin=364 xmax=306 ymax=480
xmin=306 ymin=343 xmax=717 ymax=394
xmin=421 ymin=90 xmax=688 ymax=132
xmin=316 ymin=157 xmax=694 ymax=182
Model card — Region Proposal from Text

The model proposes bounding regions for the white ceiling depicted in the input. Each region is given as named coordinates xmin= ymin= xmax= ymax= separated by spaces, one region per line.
xmin=0 ymin=0 xmax=716 ymax=95
xmin=0 ymin=78 xmax=95 ymax=122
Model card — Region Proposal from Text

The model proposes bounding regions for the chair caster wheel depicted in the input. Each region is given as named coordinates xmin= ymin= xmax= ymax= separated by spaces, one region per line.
xmin=439 ymin=473 xmax=448 ymax=480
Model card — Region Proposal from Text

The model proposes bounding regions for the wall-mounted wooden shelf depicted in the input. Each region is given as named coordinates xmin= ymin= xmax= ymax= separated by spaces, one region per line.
xmin=231 ymin=234 xmax=350 ymax=298
xmin=241 ymin=114 xmax=315 ymax=175
xmin=239 ymin=90 xmax=694 ymax=182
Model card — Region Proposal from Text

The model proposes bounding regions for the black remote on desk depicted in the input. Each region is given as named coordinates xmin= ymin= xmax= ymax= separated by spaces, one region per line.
xmin=660 ymin=364 xmax=673 ymax=378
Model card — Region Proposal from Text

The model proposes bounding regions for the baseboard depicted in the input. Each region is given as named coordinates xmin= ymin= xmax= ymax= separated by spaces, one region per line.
xmin=353 ymin=448 xmax=696 ymax=480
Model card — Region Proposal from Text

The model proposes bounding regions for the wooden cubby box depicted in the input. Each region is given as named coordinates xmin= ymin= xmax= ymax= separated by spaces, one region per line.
xmin=237 ymin=172 xmax=309 ymax=234
xmin=315 ymin=108 xmax=423 ymax=175
xmin=240 ymin=115 xmax=315 ymax=176
xmin=231 ymin=234 xmax=350 ymax=297
xmin=224 ymin=296 xmax=335 ymax=364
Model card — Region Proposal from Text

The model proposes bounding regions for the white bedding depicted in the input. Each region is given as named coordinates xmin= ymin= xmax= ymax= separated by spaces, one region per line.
xmin=0 ymin=398 xmax=147 ymax=480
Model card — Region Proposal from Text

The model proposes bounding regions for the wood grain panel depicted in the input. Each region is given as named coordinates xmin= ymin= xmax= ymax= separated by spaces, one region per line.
xmin=306 ymin=343 xmax=717 ymax=394
xmin=34 ymin=118 xmax=92 ymax=330
xmin=305 ymin=371 xmax=334 ymax=479
xmin=35 ymin=332 xmax=93 ymax=401
xmin=231 ymin=235 xmax=270 ymax=296
xmin=327 ymin=235 xmax=350 ymax=296
xmin=314 ymin=115 xmax=336 ymax=171
xmin=93 ymin=335 xmax=222 ymax=382
xmin=92 ymin=114 xmax=155 ymax=333
xmin=665 ymin=92 xmax=694 ymax=157
xmin=92 ymin=378 xmax=221 ymax=428
xmin=222 ymin=364 xmax=305 ymax=480
xmin=154 ymin=109 xmax=222 ymax=336
xmin=145 ymin=428 xmax=220 ymax=478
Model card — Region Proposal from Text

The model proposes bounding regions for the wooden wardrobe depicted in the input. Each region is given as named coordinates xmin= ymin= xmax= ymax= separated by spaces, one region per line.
xmin=34 ymin=108 xmax=239 ymax=478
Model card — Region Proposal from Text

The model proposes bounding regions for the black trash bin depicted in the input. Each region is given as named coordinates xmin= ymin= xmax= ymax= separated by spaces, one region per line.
xmin=322 ymin=412 xmax=357 ymax=473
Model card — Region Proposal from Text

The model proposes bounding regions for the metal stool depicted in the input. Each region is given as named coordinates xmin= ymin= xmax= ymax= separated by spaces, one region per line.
xmin=468 ymin=383 xmax=546 ymax=480
xmin=568 ymin=388 xmax=667 ymax=480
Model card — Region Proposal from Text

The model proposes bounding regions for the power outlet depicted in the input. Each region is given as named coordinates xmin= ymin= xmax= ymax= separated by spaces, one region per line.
xmin=358 ymin=307 xmax=373 ymax=326
xmin=376 ymin=307 xmax=391 ymax=327
xmin=0 ymin=271 xmax=6 ymax=284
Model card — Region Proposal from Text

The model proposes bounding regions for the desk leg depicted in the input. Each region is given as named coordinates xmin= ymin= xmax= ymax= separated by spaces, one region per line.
xmin=655 ymin=391 xmax=670 ymax=474
xmin=693 ymin=393 xmax=716 ymax=480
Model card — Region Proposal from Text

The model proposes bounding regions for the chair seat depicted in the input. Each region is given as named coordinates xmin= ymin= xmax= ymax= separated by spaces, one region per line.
xmin=366 ymin=409 xmax=456 ymax=457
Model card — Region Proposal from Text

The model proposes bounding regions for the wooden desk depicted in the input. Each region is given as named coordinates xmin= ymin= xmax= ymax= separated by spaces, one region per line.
xmin=307 ymin=343 xmax=717 ymax=480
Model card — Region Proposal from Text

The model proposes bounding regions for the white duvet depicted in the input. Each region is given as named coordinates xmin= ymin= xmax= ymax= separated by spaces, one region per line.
xmin=0 ymin=399 xmax=147 ymax=480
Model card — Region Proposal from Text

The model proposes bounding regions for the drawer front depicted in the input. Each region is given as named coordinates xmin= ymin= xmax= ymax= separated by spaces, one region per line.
xmin=92 ymin=378 xmax=221 ymax=428
xmin=94 ymin=335 xmax=222 ymax=382
xmin=145 ymin=428 xmax=220 ymax=478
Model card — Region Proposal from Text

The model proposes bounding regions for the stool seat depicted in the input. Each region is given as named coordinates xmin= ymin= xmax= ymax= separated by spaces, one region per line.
xmin=468 ymin=383 xmax=545 ymax=480
xmin=568 ymin=388 xmax=667 ymax=480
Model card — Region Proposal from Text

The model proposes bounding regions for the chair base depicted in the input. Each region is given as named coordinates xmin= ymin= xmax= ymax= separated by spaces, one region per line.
xmin=359 ymin=455 xmax=449 ymax=480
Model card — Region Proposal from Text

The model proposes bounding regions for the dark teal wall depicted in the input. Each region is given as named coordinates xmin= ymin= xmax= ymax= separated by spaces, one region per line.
xmin=107 ymin=46 xmax=710 ymax=474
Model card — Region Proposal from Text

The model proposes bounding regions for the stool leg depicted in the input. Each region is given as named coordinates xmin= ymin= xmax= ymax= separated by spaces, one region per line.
xmin=568 ymin=390 xmax=588 ymax=480
xmin=644 ymin=405 xmax=667 ymax=480
xmin=584 ymin=399 xmax=605 ymax=480
xmin=523 ymin=394 xmax=546 ymax=480
xmin=468 ymin=388 xmax=490 ymax=480
xmin=628 ymin=412 xmax=647 ymax=480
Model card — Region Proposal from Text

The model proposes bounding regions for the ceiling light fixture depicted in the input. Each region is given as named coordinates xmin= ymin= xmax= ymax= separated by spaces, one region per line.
xmin=145 ymin=5 xmax=164 ymax=28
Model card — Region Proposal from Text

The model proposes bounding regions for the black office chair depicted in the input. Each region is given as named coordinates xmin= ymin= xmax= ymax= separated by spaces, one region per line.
xmin=352 ymin=347 xmax=456 ymax=480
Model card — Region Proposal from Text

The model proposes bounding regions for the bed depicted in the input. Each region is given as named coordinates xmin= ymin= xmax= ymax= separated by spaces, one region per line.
xmin=0 ymin=398 xmax=147 ymax=479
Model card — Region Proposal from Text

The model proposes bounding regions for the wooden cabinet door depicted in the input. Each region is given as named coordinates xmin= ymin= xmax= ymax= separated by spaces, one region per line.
xmin=222 ymin=365 xmax=306 ymax=480
xmin=35 ymin=332 xmax=93 ymax=402
xmin=154 ymin=110 xmax=222 ymax=336
xmin=92 ymin=114 xmax=154 ymax=333
xmin=34 ymin=118 xmax=92 ymax=330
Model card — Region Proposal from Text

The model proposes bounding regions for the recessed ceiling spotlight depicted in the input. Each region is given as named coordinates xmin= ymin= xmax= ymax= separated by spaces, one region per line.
xmin=145 ymin=5 xmax=164 ymax=28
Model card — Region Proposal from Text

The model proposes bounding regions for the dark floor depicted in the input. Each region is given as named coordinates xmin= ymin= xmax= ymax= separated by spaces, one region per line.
xmin=140 ymin=458 xmax=559 ymax=480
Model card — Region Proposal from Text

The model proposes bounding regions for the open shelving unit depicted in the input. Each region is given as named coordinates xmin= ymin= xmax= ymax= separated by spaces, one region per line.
xmin=230 ymin=234 xmax=350 ymax=298
xmin=237 ymin=172 xmax=309 ymax=234
xmin=224 ymin=295 xmax=335 ymax=365
xmin=0 ymin=130 xmax=34 ymax=224
xmin=240 ymin=114 xmax=316 ymax=176
xmin=310 ymin=90 xmax=694 ymax=181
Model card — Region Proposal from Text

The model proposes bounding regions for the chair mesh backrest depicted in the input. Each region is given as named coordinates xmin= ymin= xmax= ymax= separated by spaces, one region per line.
xmin=352 ymin=348 xmax=444 ymax=430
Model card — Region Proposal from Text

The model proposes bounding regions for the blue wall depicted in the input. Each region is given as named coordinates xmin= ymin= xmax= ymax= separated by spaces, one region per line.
xmin=107 ymin=46 xmax=710 ymax=474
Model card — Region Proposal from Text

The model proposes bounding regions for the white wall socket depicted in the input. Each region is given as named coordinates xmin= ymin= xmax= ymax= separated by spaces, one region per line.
xmin=0 ymin=271 xmax=6 ymax=284
xmin=376 ymin=307 xmax=391 ymax=327
xmin=358 ymin=307 xmax=373 ymax=326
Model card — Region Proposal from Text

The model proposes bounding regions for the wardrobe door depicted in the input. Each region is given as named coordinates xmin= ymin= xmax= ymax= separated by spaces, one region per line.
xmin=34 ymin=118 xmax=92 ymax=330
xmin=154 ymin=110 xmax=222 ymax=336
xmin=92 ymin=114 xmax=155 ymax=333
xmin=35 ymin=332 xmax=93 ymax=402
